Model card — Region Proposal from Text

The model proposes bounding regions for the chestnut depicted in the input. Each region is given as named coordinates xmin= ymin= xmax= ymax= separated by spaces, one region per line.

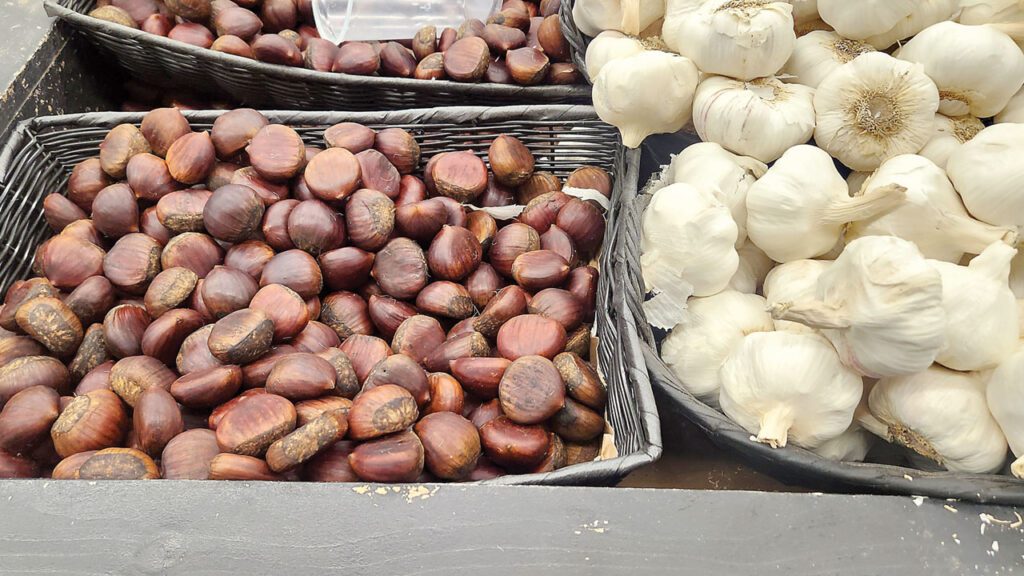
xmin=103 ymin=303 xmax=151 ymax=359
xmin=427 ymin=225 xmax=482 ymax=282
xmin=415 ymin=412 xmax=480 ymax=480
xmin=171 ymin=365 xmax=243 ymax=409
xmin=498 ymin=354 xmax=565 ymax=424
xmin=213 ymin=6 xmax=261 ymax=39
xmin=490 ymin=222 xmax=540 ymax=277
xmin=110 ymin=355 xmax=176 ymax=407
xmin=161 ymin=428 xmax=219 ymax=479
xmin=485 ymin=58 xmax=513 ymax=84
xmin=203 ymin=184 xmax=265 ymax=242
xmin=99 ymin=123 xmax=151 ymax=179
xmin=260 ymin=249 xmax=323 ymax=298
xmin=466 ymin=210 xmax=498 ymax=252
xmin=90 ymin=5 xmax=137 ymax=27
xmin=415 ymin=53 xmax=446 ymax=80
xmin=126 ymin=153 xmax=180 ymax=201
xmin=103 ymin=232 xmax=163 ymax=294
xmin=232 ymin=167 xmax=289 ymax=205
xmin=247 ymin=124 xmax=306 ymax=182
xmin=348 ymin=430 xmax=424 ymax=482
xmin=374 ymin=128 xmax=420 ymax=176
xmin=450 ymin=357 xmax=511 ymax=400
xmin=68 ymin=324 xmax=110 ymax=384
xmin=212 ymin=35 xmax=254 ymax=58
xmin=519 ymin=191 xmax=569 ymax=234
xmin=345 ymin=189 xmax=395 ymax=251
xmin=163 ymin=0 xmax=210 ymax=21
xmin=252 ymin=33 xmax=304 ymax=67
xmin=16 ymin=297 xmax=83 ymax=359
xmin=458 ymin=18 xmax=486 ymax=39
xmin=554 ymin=352 xmax=606 ymax=411
xmin=333 ymin=42 xmax=380 ymax=75
xmin=363 ymin=353 xmax=430 ymax=407
xmin=61 ymin=278 xmax=113 ymax=334
xmin=395 ymin=198 xmax=447 ymax=243
xmin=211 ymin=108 xmax=268 ymax=159
xmin=140 ymin=108 xmax=191 ymax=158
xmin=469 ymin=398 xmax=503 ymax=429
xmin=438 ymin=27 xmax=457 ymax=52
xmin=140 ymin=308 xmax=205 ymax=365
xmin=338 ymin=334 xmax=392 ymax=383
xmin=423 ymin=331 xmax=489 ymax=372
xmin=303 ymin=440 xmax=357 ymax=482
xmin=566 ymin=166 xmax=613 ymax=199
xmin=551 ymin=397 xmax=605 ymax=442
xmin=528 ymin=288 xmax=583 ymax=331
xmin=465 ymin=262 xmax=503 ymax=309
xmin=225 ymin=241 xmax=276 ymax=280
xmin=262 ymin=199 xmax=299 ymax=251
xmin=75 ymin=360 xmax=114 ymax=396
xmin=467 ymin=457 xmax=506 ymax=480
xmin=496 ymin=314 xmax=566 ymax=360
xmin=391 ymin=314 xmax=446 ymax=366
xmin=537 ymin=14 xmax=569 ymax=61
xmin=416 ymin=281 xmax=475 ymax=320
xmin=379 ymin=41 xmax=416 ymax=77
xmin=287 ymin=199 xmax=344 ymax=255
xmin=42 ymin=193 xmax=87 ymax=232
xmin=347 ymin=384 xmax=418 ymax=440
xmin=201 ymin=266 xmax=258 ymax=320
xmin=134 ymin=385 xmax=184 ymax=457
xmin=50 ymin=389 xmax=128 ymax=458
xmin=215 ymin=392 xmax=296 ymax=456
xmin=320 ymin=291 xmax=372 ymax=340
xmin=566 ymin=323 xmax=592 ymax=359
xmin=477 ymin=174 xmax=515 ymax=207
xmin=295 ymin=396 xmax=352 ymax=426
xmin=265 ymin=408 xmax=348 ymax=472
xmin=2 ymin=278 xmax=59 ymax=330
xmin=539 ymin=0 xmax=559 ymax=16
xmin=482 ymin=23 xmax=526 ymax=53
xmin=0 ymin=336 xmax=45 ymax=371
xmin=51 ymin=450 xmax=98 ymax=479
xmin=315 ymin=348 xmax=360 ymax=398
xmin=176 ymin=324 xmax=223 ymax=375
xmin=208 ymin=308 xmax=275 ymax=364
xmin=67 ymin=158 xmax=112 ymax=212
xmin=355 ymin=149 xmax=400 ymax=199
xmin=512 ymin=249 xmax=570 ymax=290
xmin=260 ymin=0 xmax=297 ymax=31
xmin=266 ymin=352 xmax=338 ymax=400
xmin=144 ymin=267 xmax=198 ymax=318
xmin=249 ymin=283 xmax=310 ymax=341
xmin=473 ymin=285 xmax=528 ymax=337
xmin=517 ymin=171 xmax=561 ymax=204
xmin=488 ymin=7 xmax=530 ymax=30
xmin=442 ymin=36 xmax=490 ymax=82
xmin=319 ymin=247 xmax=374 ymax=291
xmin=447 ymin=317 xmax=479 ymax=341
xmin=0 ymin=385 xmax=60 ymax=452
xmin=304 ymin=37 xmax=339 ymax=72
xmin=209 ymin=453 xmax=281 ymax=480
xmin=479 ymin=416 xmax=550 ymax=469
xmin=165 ymin=131 xmax=216 ymax=185
xmin=540 ymin=225 xmax=578 ymax=267
xmin=92 ymin=183 xmax=139 ymax=238
xmin=367 ymin=295 xmax=417 ymax=339
xmin=412 ymin=25 xmax=437 ymax=60
xmin=77 ymin=447 xmax=160 ymax=480
xmin=556 ymin=197 xmax=605 ymax=254
xmin=38 ymin=236 xmax=104 ymax=290
xmin=140 ymin=207 xmax=171 ymax=244
xmin=291 ymin=321 xmax=340 ymax=354
xmin=547 ymin=62 xmax=581 ymax=85
xmin=304 ymin=147 xmax=362 ymax=203
xmin=323 ymin=122 xmax=375 ymax=153
xmin=430 ymin=151 xmax=488 ymax=202
xmin=161 ymin=232 xmax=225 ymax=278
xmin=425 ymin=372 xmax=465 ymax=415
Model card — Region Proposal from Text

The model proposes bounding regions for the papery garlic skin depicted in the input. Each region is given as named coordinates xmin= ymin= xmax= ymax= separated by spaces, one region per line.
xmin=987 ymin=345 xmax=1024 ymax=478
xmin=719 ymin=331 xmax=863 ymax=449
xmin=593 ymin=51 xmax=700 ymax=149
xmin=862 ymin=0 xmax=958 ymax=50
xmin=817 ymin=0 xmax=916 ymax=40
xmin=782 ymin=31 xmax=875 ymax=89
xmin=1012 ymin=253 xmax=1024 ymax=298
xmin=846 ymin=171 xmax=872 ymax=196
xmin=572 ymin=0 xmax=666 ymax=37
xmin=692 ymin=76 xmax=816 ymax=163
xmin=862 ymin=365 xmax=1008 ymax=474
xmin=929 ymin=242 xmax=1020 ymax=371
xmin=787 ymin=0 xmax=818 ymax=26
xmin=814 ymin=53 xmax=940 ymax=171
xmin=947 ymin=123 xmax=1024 ymax=227
xmin=958 ymin=0 xmax=1024 ymax=26
xmin=896 ymin=22 xmax=1024 ymax=118
xmin=846 ymin=154 xmax=1018 ymax=263
xmin=763 ymin=259 xmax=833 ymax=333
xmin=996 ymin=86 xmax=1024 ymax=123
xmin=728 ymin=241 xmax=775 ymax=294
xmin=745 ymin=145 xmax=905 ymax=262
xmin=772 ymin=236 xmax=946 ymax=378
xmin=584 ymin=31 xmax=646 ymax=82
xmin=666 ymin=0 xmax=797 ymax=81
xmin=661 ymin=291 xmax=775 ymax=408
xmin=917 ymin=114 xmax=985 ymax=169
xmin=666 ymin=142 xmax=767 ymax=247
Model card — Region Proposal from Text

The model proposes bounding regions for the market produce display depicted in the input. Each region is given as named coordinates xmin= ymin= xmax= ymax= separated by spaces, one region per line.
xmin=584 ymin=1 xmax=1024 ymax=476
xmin=0 ymin=108 xmax=616 ymax=481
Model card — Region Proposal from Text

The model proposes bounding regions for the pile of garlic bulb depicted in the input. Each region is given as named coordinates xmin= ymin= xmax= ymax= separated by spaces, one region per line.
xmin=615 ymin=1 xmax=1024 ymax=477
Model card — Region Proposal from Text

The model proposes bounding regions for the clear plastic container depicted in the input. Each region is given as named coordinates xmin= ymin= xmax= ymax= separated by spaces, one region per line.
xmin=313 ymin=0 xmax=502 ymax=44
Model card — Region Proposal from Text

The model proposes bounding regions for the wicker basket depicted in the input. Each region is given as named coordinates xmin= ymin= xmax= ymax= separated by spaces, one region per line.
xmin=44 ymin=0 xmax=592 ymax=110
xmin=0 ymin=105 xmax=660 ymax=486
xmin=611 ymin=173 xmax=1024 ymax=504
xmin=559 ymin=0 xmax=592 ymax=81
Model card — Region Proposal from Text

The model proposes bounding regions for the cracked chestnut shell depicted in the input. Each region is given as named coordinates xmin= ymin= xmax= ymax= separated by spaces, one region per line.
xmin=215 ymin=392 xmax=296 ymax=456
xmin=347 ymin=384 xmax=418 ymax=440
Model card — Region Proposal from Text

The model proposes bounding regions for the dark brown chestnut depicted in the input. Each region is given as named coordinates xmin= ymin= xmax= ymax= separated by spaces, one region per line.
xmin=488 ymin=7 xmax=530 ymax=30
xmin=160 ymin=428 xmax=219 ymax=479
xmin=232 ymin=167 xmax=289 ymax=205
xmin=140 ymin=108 xmax=191 ymax=158
xmin=379 ymin=41 xmax=416 ymax=77
xmin=517 ymin=171 xmax=561 ymax=204
xmin=425 ymin=225 xmax=482 ymax=282
xmin=265 ymin=408 xmax=348 ymax=472
xmin=315 ymin=348 xmax=360 ymax=398
xmin=75 ymin=360 xmax=113 ymax=396
xmin=295 ymin=396 xmax=352 ymax=426
xmin=528 ymin=288 xmax=583 ymax=331
xmin=554 ymin=352 xmax=605 ymax=410
xmin=304 ymin=37 xmax=339 ymax=72
xmin=103 ymin=233 xmax=163 ymax=294
xmin=540 ymin=225 xmax=578 ymax=267
xmin=209 ymin=453 xmax=282 ymax=480
xmin=0 ymin=336 xmax=45 ymax=370
xmin=345 ymin=189 xmax=395 ymax=251
xmin=519 ymin=191 xmax=570 ymax=234
xmin=457 ymin=18 xmax=486 ymax=39
xmin=319 ymin=247 xmax=374 ymax=291
xmin=0 ymin=385 xmax=60 ymax=452
xmin=423 ymin=331 xmax=489 ymax=373
xmin=438 ymin=27 xmax=458 ymax=51
xmin=260 ymin=249 xmax=323 ymax=298
xmin=348 ymin=430 xmax=423 ymax=482
xmin=144 ymin=267 xmax=197 ymax=318
xmin=415 ymin=412 xmax=480 ymax=480
xmin=374 ymin=128 xmax=420 ymax=176
xmin=225 ymin=241 xmax=275 ymax=280
xmin=166 ymin=131 xmax=216 ymax=185
xmin=260 ymin=0 xmax=296 ymax=31
xmin=512 ymin=249 xmax=570 ymax=290
xmin=450 ymin=357 xmax=511 ymax=399
xmin=171 ymin=364 xmax=243 ymax=409
xmin=249 ymin=283 xmax=310 ymax=341
xmin=320 ymin=291 xmax=372 ymax=341
xmin=466 ymin=210 xmax=498 ymax=252
xmin=109 ymin=355 xmax=176 ymax=407
xmin=465 ymin=261 xmax=503 ymax=309
xmin=391 ymin=314 xmax=446 ymax=366
xmin=252 ymin=33 xmax=304 ymax=67
xmin=208 ymin=308 xmax=274 ymax=364
xmin=304 ymin=147 xmax=362 ymax=203
xmin=547 ymin=62 xmax=581 ymax=84
xmin=213 ymin=6 xmax=261 ymax=39
xmin=287 ymin=199 xmax=344 ymax=255
xmin=566 ymin=166 xmax=613 ymax=199
xmin=61 ymin=276 xmax=114 ymax=330
xmin=262 ymin=199 xmax=299 ymax=251
xmin=424 ymin=372 xmax=465 ymax=415
xmin=163 ymin=0 xmax=211 ymax=21
xmin=140 ymin=308 xmax=204 ymax=365
xmin=347 ymin=384 xmax=418 ymax=440
xmin=395 ymin=198 xmax=447 ymax=243
xmin=482 ymin=23 xmax=526 ymax=53
xmin=556 ymin=197 xmax=605 ymax=254
xmin=473 ymin=285 xmax=528 ymax=338
xmin=355 ymin=149 xmax=401 ymax=199
xmin=414 ymin=52 xmax=447 ymax=80
xmin=125 ymin=153 xmax=179 ymax=201
xmin=498 ymin=354 xmax=565 ymax=424
xmin=550 ymin=397 xmax=605 ymax=442
xmin=67 ymin=158 xmax=112 ymax=212
xmin=291 ymin=322 xmax=340 ymax=354
xmin=479 ymin=416 xmax=549 ymax=469
xmin=212 ymin=108 xmax=269 ymax=159
xmin=537 ymin=14 xmax=569 ymax=60
xmin=443 ymin=37 xmax=490 ymax=82
xmin=565 ymin=323 xmax=591 ymax=359
xmin=367 ymin=295 xmax=417 ymax=339
xmin=203 ymin=184 xmax=265 ymax=242
xmin=50 ymin=389 xmax=128 ymax=457
xmin=496 ymin=314 xmax=566 ymax=360
xmin=303 ymin=440 xmax=357 ymax=481
xmin=92 ymin=183 xmax=139 ymax=238
xmin=332 ymin=42 xmax=380 ymax=74
xmin=367 ymin=239 xmax=425 ymax=296
xmin=161 ymin=232 xmax=225 ymax=279
xmin=42 ymin=193 xmax=87 ymax=232
xmin=215 ymin=392 xmax=296 ymax=456
xmin=363 ymin=353 xmax=430 ymax=407
xmin=490 ymin=222 xmax=540 ymax=277
xmin=68 ymin=324 xmax=110 ymax=384
xmin=140 ymin=207 xmax=171 ymax=245
xmin=431 ymin=150 xmax=489 ymax=202
xmin=99 ymin=124 xmax=151 ymax=179
xmin=469 ymin=398 xmax=503 ymax=429
xmin=416 ymin=281 xmax=475 ymax=320
xmin=338 ymin=334 xmax=392 ymax=383
xmin=134 ymin=385 xmax=183 ymax=457
xmin=247 ymin=124 xmax=306 ymax=182
xmin=176 ymin=324 xmax=223 ymax=375
xmin=265 ymin=352 xmax=338 ymax=400
xmin=0 ymin=356 xmax=68 ymax=406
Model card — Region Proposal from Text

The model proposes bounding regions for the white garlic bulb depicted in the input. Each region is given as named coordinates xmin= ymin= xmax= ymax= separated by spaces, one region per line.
xmin=986 ymin=345 xmax=1024 ymax=478
xmin=817 ymin=0 xmax=916 ymax=40
xmin=666 ymin=142 xmax=767 ymax=248
xmin=812 ymin=425 xmax=875 ymax=462
xmin=772 ymin=236 xmax=946 ymax=378
xmin=1012 ymin=252 xmax=1024 ymax=298
xmin=584 ymin=31 xmax=646 ymax=82
xmin=917 ymin=114 xmax=985 ymax=169
xmin=642 ymin=183 xmax=740 ymax=329
xmin=782 ymin=31 xmax=875 ymax=89
xmin=727 ymin=241 xmax=775 ymax=294
xmin=861 ymin=0 xmax=957 ymax=50
xmin=763 ymin=259 xmax=833 ymax=333
xmin=814 ymin=53 xmax=940 ymax=171
xmin=846 ymin=154 xmax=1018 ymax=263
xmin=661 ymin=291 xmax=775 ymax=408
xmin=861 ymin=365 xmax=1008 ymax=474
xmin=947 ymin=123 xmax=1024 ymax=228
xmin=593 ymin=51 xmax=700 ymax=149
xmin=660 ymin=0 xmax=704 ymax=53
xmin=572 ymin=0 xmax=666 ymax=37
xmin=958 ymin=0 xmax=1024 ymax=26
xmin=665 ymin=0 xmax=797 ymax=81
xmin=896 ymin=22 xmax=1024 ymax=118
xmin=745 ymin=145 xmax=905 ymax=262
xmin=929 ymin=242 xmax=1020 ymax=371
xmin=719 ymin=331 xmax=863 ymax=449
xmin=846 ymin=171 xmax=872 ymax=196
xmin=996 ymin=86 xmax=1024 ymax=123
xmin=692 ymin=76 xmax=816 ymax=163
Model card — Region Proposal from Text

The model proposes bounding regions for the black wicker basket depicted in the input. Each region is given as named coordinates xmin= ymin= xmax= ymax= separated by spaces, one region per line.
xmin=0 ymin=105 xmax=660 ymax=486
xmin=611 ymin=171 xmax=1024 ymax=504
xmin=44 ymin=0 xmax=592 ymax=110
xmin=559 ymin=0 xmax=591 ymax=81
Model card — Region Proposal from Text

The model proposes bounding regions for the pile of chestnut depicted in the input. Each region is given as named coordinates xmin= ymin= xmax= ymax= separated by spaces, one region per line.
xmin=0 ymin=106 xmax=614 ymax=482
xmin=88 ymin=0 xmax=580 ymax=86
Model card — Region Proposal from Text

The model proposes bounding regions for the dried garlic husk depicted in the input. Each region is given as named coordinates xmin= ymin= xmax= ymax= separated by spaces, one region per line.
xmin=947 ymin=123 xmax=1024 ymax=227
xmin=782 ymin=31 xmax=875 ymax=89
xmin=917 ymin=114 xmax=985 ymax=169
xmin=846 ymin=154 xmax=1018 ymax=263
xmin=787 ymin=0 xmax=819 ymax=26
xmin=987 ymin=344 xmax=1024 ymax=478
xmin=996 ymin=85 xmax=1024 ymax=123
xmin=719 ymin=331 xmax=863 ymax=449
xmin=584 ymin=31 xmax=646 ymax=82
xmin=896 ymin=22 xmax=1024 ymax=118
xmin=846 ymin=171 xmax=872 ymax=196
xmin=727 ymin=241 xmax=775 ymax=294
xmin=661 ymin=291 xmax=774 ymax=408
xmin=763 ymin=259 xmax=833 ymax=333
xmin=745 ymin=145 xmax=905 ymax=262
xmin=861 ymin=0 xmax=957 ymax=50
xmin=593 ymin=51 xmax=700 ymax=148
xmin=572 ymin=0 xmax=666 ymax=37
xmin=861 ymin=365 xmax=1008 ymax=474
xmin=1012 ymin=253 xmax=1024 ymax=298
xmin=929 ymin=242 xmax=1020 ymax=371
xmin=692 ymin=76 xmax=816 ymax=163
xmin=817 ymin=0 xmax=916 ymax=39
xmin=814 ymin=53 xmax=940 ymax=171
xmin=771 ymin=235 xmax=946 ymax=378
xmin=665 ymin=0 xmax=797 ymax=81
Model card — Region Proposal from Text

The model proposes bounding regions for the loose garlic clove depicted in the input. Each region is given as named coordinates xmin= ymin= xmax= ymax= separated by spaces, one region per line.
xmin=813 ymin=52 xmax=940 ymax=172
xmin=861 ymin=0 xmax=957 ymax=50
xmin=917 ymin=114 xmax=985 ymax=170
xmin=771 ymin=235 xmax=946 ymax=378
xmin=727 ymin=241 xmax=775 ymax=294
xmin=947 ymin=123 xmax=1024 ymax=228
xmin=987 ymin=344 xmax=1024 ymax=478
xmin=665 ymin=0 xmax=796 ymax=82
xmin=584 ymin=31 xmax=645 ymax=82
xmin=745 ymin=145 xmax=906 ymax=263
xmin=846 ymin=154 xmax=1018 ymax=263
xmin=782 ymin=31 xmax=875 ymax=90
xmin=896 ymin=22 xmax=1024 ymax=119
xmin=995 ymin=85 xmax=1024 ymax=123
xmin=817 ymin=0 xmax=916 ymax=40
xmin=763 ymin=258 xmax=833 ymax=334
xmin=593 ymin=51 xmax=699 ymax=149
xmin=861 ymin=365 xmax=1008 ymax=474
xmin=719 ymin=331 xmax=863 ymax=450
xmin=661 ymin=291 xmax=774 ymax=408
xmin=692 ymin=76 xmax=816 ymax=164
xmin=571 ymin=0 xmax=666 ymax=37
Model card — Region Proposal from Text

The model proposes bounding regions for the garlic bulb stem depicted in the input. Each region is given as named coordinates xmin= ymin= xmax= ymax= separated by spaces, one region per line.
xmin=857 ymin=412 xmax=945 ymax=465
xmin=758 ymin=405 xmax=794 ymax=448
xmin=770 ymin=301 xmax=852 ymax=330
xmin=820 ymin=183 xmax=906 ymax=224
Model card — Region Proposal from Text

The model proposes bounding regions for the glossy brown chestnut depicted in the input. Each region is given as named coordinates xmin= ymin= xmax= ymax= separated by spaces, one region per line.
xmin=338 ymin=334 xmax=392 ymax=383
xmin=348 ymin=430 xmax=424 ymax=482
xmin=489 ymin=135 xmax=534 ymax=187
xmin=425 ymin=225 xmax=481 ymax=282
xmin=489 ymin=222 xmax=540 ymax=277
xmin=2 ymin=278 xmax=58 ymax=330
xmin=211 ymin=108 xmax=268 ymax=159
xmin=163 ymin=0 xmax=209 ymax=21
xmin=379 ymin=41 xmax=416 ymax=77
xmin=430 ymin=151 xmax=488 ymax=202
xmin=295 ymin=396 xmax=352 ymax=426
xmin=213 ymin=6 xmax=261 ymax=39
xmin=531 ymin=432 xmax=566 ymax=473
xmin=304 ymin=147 xmax=362 ymax=203
xmin=252 ymin=33 xmax=304 ymax=67
xmin=260 ymin=249 xmax=323 ymax=298
xmin=247 ymin=124 xmax=306 ymax=182
xmin=467 ymin=457 xmax=505 ymax=480
xmin=566 ymin=165 xmax=613 ymax=199
xmin=203 ymin=184 xmax=265 ymax=242
xmin=176 ymin=324 xmax=223 ymax=375
xmin=498 ymin=354 xmax=565 ymax=424
xmin=488 ymin=6 xmax=529 ymax=30
xmin=363 ymin=353 xmax=430 ymax=407
xmin=304 ymin=37 xmax=339 ymax=71
xmin=37 ymin=236 xmax=103 ymax=291
xmin=50 ymin=389 xmax=128 ymax=458
xmin=303 ymin=440 xmax=357 ymax=482
xmin=506 ymin=47 xmax=550 ymax=85
xmin=265 ymin=408 xmax=347 ymax=472
xmin=143 ymin=267 xmax=197 ymax=319
xmin=345 ymin=188 xmax=395 ymax=251
xmin=109 ymin=355 xmax=176 ymax=407
xmin=438 ymin=27 xmax=458 ymax=51
xmin=0 ymin=336 xmax=45 ymax=371
xmin=67 ymin=158 xmax=112 ymax=212
xmin=415 ymin=412 xmax=480 ymax=480
xmin=367 ymin=295 xmax=417 ymax=339
xmin=161 ymin=232 xmax=225 ymax=278
xmin=42 ymin=193 xmax=87 ymax=232
xmin=140 ymin=207 xmax=171 ymax=245
xmin=99 ymin=124 xmax=150 ymax=179
xmin=51 ymin=450 xmax=98 ymax=479
xmin=479 ymin=416 xmax=550 ymax=469
xmin=556 ymin=198 xmax=605 ymax=254
xmin=457 ymin=18 xmax=486 ymax=39
xmin=209 ymin=453 xmax=282 ymax=480
xmin=416 ymin=281 xmax=475 ymax=320
xmin=15 ymin=297 xmax=83 ymax=359
xmin=528 ymin=288 xmax=583 ymax=331
xmin=550 ymin=397 xmax=605 ymax=442
xmin=161 ymin=428 xmax=219 ymax=479
xmin=539 ymin=225 xmax=578 ymax=268
xmin=262 ymin=199 xmax=299 ymax=251
xmin=443 ymin=37 xmax=490 ymax=82
xmin=539 ymin=0 xmax=559 ymax=16
xmin=266 ymin=353 xmax=338 ymax=400
xmin=318 ymin=247 xmax=374 ymax=291
xmin=92 ymin=183 xmax=139 ymax=238
xmin=347 ymin=384 xmax=418 ymax=440
xmin=519 ymin=191 xmax=569 ymax=234
xmin=260 ymin=0 xmax=296 ymax=31
xmin=412 ymin=25 xmax=437 ymax=60
xmin=424 ymin=372 xmax=465 ymax=415
xmin=140 ymin=308 xmax=204 ymax=366
xmin=414 ymin=52 xmax=446 ymax=80
xmin=319 ymin=291 xmax=372 ymax=341
xmin=554 ymin=352 xmax=606 ymax=410
xmin=464 ymin=262 xmax=503 ymax=310
xmin=0 ymin=386 xmax=60 ymax=452
xmin=165 ymin=131 xmax=216 ymax=185
xmin=249 ymin=283 xmax=309 ymax=342
xmin=102 ymin=304 xmax=151 ymax=359
xmin=355 ymin=149 xmax=401 ymax=198
xmin=323 ymin=122 xmax=375 ymax=153
xmin=547 ymin=62 xmax=581 ymax=84
xmin=287 ymin=199 xmax=345 ymax=256
xmin=314 ymin=348 xmax=360 ymax=398
xmin=103 ymin=232 xmax=163 ymax=294
xmin=291 ymin=322 xmax=340 ymax=354
xmin=390 ymin=314 xmax=446 ymax=367
xmin=75 ymin=361 xmax=113 ymax=396
xmin=232 ymin=167 xmax=289 ymax=205
xmin=423 ymin=331 xmax=489 ymax=373
xmin=482 ymin=23 xmax=526 ymax=53
xmin=372 ymin=238 xmax=428 ymax=300
xmin=537 ymin=14 xmax=569 ymax=60
xmin=466 ymin=210 xmax=498 ymax=252
xmin=395 ymin=198 xmax=446 ymax=243
xmin=133 ymin=386 xmax=184 ymax=457
xmin=469 ymin=398 xmax=503 ymax=429
xmin=225 ymin=241 xmax=276 ymax=280
xmin=125 ymin=153 xmax=179 ymax=201
xmin=208 ymin=308 xmax=274 ymax=364
xmin=450 ymin=357 xmax=511 ymax=399
xmin=473 ymin=285 xmax=528 ymax=338
xmin=77 ymin=447 xmax=159 ymax=480
xmin=483 ymin=58 xmax=512 ymax=83
xmin=64 ymin=276 xmax=116 ymax=327
xmin=216 ymin=392 xmax=296 ymax=456
xmin=512 ymin=249 xmax=570 ymax=290
xmin=517 ymin=171 xmax=561 ymax=204
xmin=496 ymin=314 xmax=566 ymax=360
xmin=171 ymin=364 xmax=243 ymax=409
xmin=211 ymin=34 xmax=254 ymax=58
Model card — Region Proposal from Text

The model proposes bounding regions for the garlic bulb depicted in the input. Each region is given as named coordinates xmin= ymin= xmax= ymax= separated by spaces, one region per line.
xmin=861 ymin=0 xmax=957 ymax=50
xmin=861 ymin=365 xmax=1008 ymax=474
xmin=947 ymin=123 xmax=1024 ymax=228
xmin=958 ymin=0 xmax=1024 ymax=26
xmin=814 ymin=53 xmax=940 ymax=171
xmin=812 ymin=425 xmax=875 ymax=462
xmin=846 ymin=154 xmax=1018 ymax=263
xmin=728 ymin=241 xmax=775 ymax=294
xmin=846 ymin=171 xmax=871 ymax=196
xmin=763 ymin=259 xmax=833 ymax=333
xmin=745 ymin=145 xmax=906 ymax=262
xmin=772 ymin=235 xmax=946 ymax=378
xmin=1012 ymin=252 xmax=1024 ymax=298
xmin=986 ymin=345 xmax=1024 ymax=478
xmin=666 ymin=142 xmax=767 ymax=247
xmin=584 ymin=31 xmax=646 ymax=82
xmin=593 ymin=51 xmax=700 ymax=149
xmin=661 ymin=291 xmax=775 ymax=408
xmin=917 ymin=114 xmax=985 ymax=169
xmin=929 ymin=242 xmax=1020 ymax=371
xmin=817 ymin=0 xmax=916 ymax=40
xmin=665 ymin=0 xmax=797 ymax=81
xmin=896 ymin=22 xmax=1024 ymax=118
xmin=996 ymin=86 xmax=1024 ymax=123
xmin=571 ymin=0 xmax=666 ymax=37
xmin=782 ymin=31 xmax=875 ymax=89
xmin=642 ymin=183 xmax=740 ymax=328
xmin=692 ymin=76 xmax=816 ymax=163
xmin=719 ymin=331 xmax=863 ymax=449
